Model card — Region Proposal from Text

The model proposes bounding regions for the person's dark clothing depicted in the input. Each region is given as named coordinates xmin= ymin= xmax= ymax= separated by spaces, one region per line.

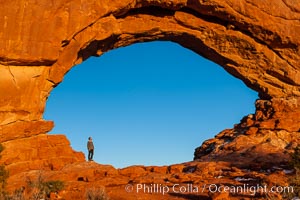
xmin=87 ymin=139 xmax=94 ymax=161
xmin=88 ymin=149 xmax=94 ymax=161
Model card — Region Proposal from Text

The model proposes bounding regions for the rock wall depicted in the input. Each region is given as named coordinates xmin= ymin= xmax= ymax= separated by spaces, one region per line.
xmin=0 ymin=0 xmax=300 ymax=181
xmin=194 ymin=98 xmax=300 ymax=163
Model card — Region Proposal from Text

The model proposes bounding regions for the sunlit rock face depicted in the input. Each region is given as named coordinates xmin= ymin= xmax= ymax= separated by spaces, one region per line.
xmin=194 ymin=99 xmax=300 ymax=162
xmin=0 ymin=0 xmax=300 ymax=199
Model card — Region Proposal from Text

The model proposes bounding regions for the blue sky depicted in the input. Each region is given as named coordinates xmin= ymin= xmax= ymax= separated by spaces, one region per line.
xmin=44 ymin=41 xmax=258 ymax=168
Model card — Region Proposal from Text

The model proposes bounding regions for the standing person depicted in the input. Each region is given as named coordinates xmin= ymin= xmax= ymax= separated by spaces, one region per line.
xmin=87 ymin=137 xmax=94 ymax=161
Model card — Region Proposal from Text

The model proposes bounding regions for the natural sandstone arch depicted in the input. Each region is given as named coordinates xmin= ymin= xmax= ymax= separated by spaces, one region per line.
xmin=1 ymin=0 xmax=300 ymax=176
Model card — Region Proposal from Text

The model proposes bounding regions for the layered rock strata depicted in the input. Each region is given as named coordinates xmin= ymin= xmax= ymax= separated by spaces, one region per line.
xmin=0 ymin=0 xmax=300 ymax=199
xmin=195 ymin=98 xmax=300 ymax=163
xmin=5 ymin=161 xmax=291 ymax=200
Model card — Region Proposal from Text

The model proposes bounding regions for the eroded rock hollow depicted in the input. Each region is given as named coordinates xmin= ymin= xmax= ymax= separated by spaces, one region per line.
xmin=1 ymin=0 xmax=300 ymax=199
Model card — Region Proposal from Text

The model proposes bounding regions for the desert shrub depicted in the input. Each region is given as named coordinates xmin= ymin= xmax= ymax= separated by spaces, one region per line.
xmin=26 ymin=172 xmax=65 ymax=199
xmin=3 ymin=187 xmax=26 ymax=200
xmin=0 ymin=165 xmax=9 ymax=186
xmin=0 ymin=144 xmax=25 ymax=200
xmin=0 ymin=165 xmax=64 ymax=200
xmin=86 ymin=187 xmax=109 ymax=200
xmin=290 ymin=145 xmax=300 ymax=170
xmin=286 ymin=145 xmax=300 ymax=199
xmin=0 ymin=143 xmax=4 ymax=154
xmin=0 ymin=143 xmax=8 ymax=185
xmin=0 ymin=143 xmax=9 ymax=198
xmin=42 ymin=180 xmax=64 ymax=196
xmin=287 ymin=173 xmax=300 ymax=198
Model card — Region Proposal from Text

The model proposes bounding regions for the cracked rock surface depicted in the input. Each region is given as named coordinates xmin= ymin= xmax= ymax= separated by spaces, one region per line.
xmin=0 ymin=0 xmax=300 ymax=199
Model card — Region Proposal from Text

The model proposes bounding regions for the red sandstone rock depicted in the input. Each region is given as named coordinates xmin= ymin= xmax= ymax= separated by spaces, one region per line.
xmin=0 ymin=134 xmax=85 ymax=176
xmin=0 ymin=120 xmax=54 ymax=143
xmin=245 ymin=127 xmax=258 ymax=135
xmin=0 ymin=0 xmax=300 ymax=199
xmin=6 ymin=160 xmax=290 ymax=200
xmin=119 ymin=166 xmax=148 ymax=178
xmin=0 ymin=0 xmax=299 ymax=125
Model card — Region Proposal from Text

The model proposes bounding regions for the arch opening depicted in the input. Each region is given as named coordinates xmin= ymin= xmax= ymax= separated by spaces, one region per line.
xmin=44 ymin=41 xmax=258 ymax=168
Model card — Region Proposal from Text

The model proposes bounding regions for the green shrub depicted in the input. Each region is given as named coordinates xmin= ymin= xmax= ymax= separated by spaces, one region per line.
xmin=42 ymin=180 xmax=64 ymax=196
xmin=26 ymin=173 xmax=65 ymax=199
